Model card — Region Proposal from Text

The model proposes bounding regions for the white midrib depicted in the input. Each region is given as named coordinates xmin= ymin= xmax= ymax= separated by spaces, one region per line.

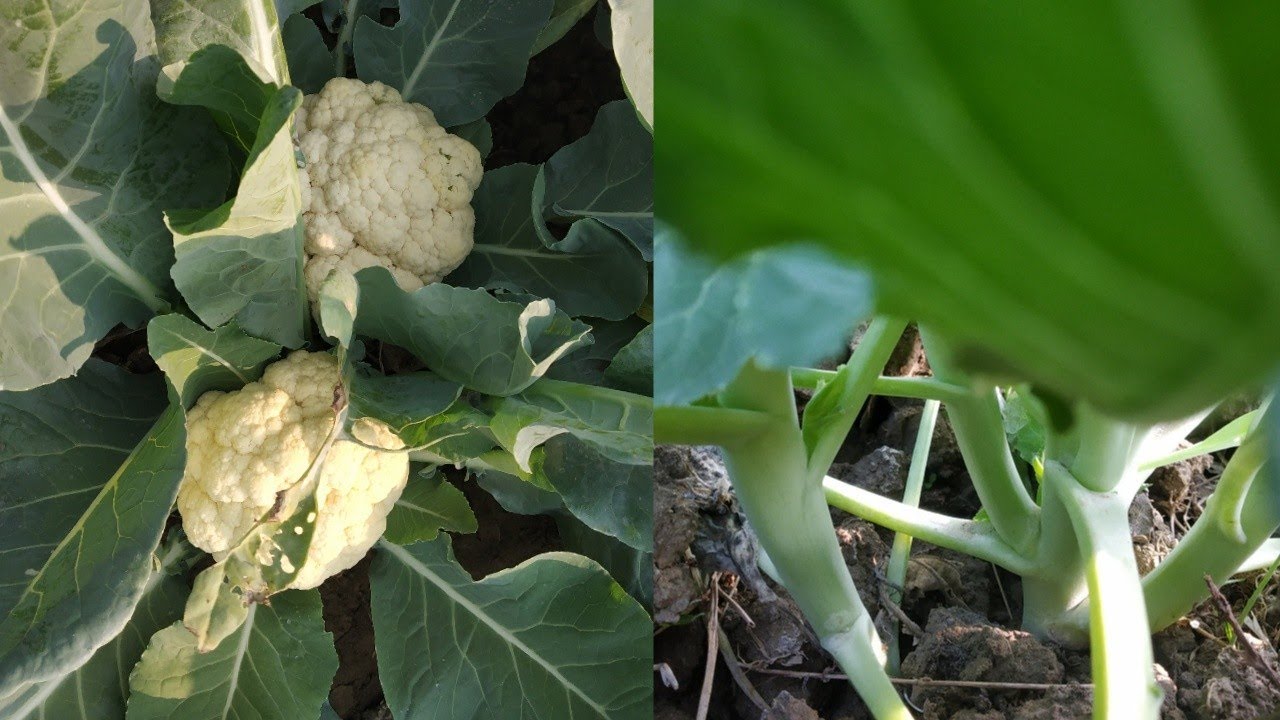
xmin=221 ymin=604 xmax=258 ymax=720
xmin=246 ymin=0 xmax=282 ymax=85
xmin=402 ymin=0 xmax=464 ymax=98
xmin=393 ymin=499 xmax=451 ymax=522
xmin=0 ymin=103 xmax=166 ymax=311
xmin=164 ymin=330 xmax=252 ymax=384
xmin=378 ymin=540 xmax=609 ymax=717
xmin=9 ymin=680 xmax=60 ymax=720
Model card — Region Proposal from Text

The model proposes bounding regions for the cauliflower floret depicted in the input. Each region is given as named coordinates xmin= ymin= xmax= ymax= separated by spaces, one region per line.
xmin=177 ymin=350 xmax=409 ymax=590
xmin=295 ymin=77 xmax=484 ymax=301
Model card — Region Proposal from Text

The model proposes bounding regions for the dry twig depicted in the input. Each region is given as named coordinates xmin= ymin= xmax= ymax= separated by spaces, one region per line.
xmin=1204 ymin=574 xmax=1280 ymax=686
xmin=715 ymin=626 xmax=770 ymax=713
xmin=876 ymin=585 xmax=924 ymax=637
xmin=718 ymin=578 xmax=756 ymax=628
xmin=695 ymin=572 xmax=722 ymax=720
xmin=746 ymin=665 xmax=1094 ymax=691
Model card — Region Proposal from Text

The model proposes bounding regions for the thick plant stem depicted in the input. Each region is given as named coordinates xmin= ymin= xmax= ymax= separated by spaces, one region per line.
xmin=1018 ymin=477 xmax=1089 ymax=644
xmin=719 ymin=363 xmax=912 ymax=720
xmin=1027 ymin=409 xmax=1146 ymax=645
xmin=942 ymin=388 xmax=1042 ymax=554
xmin=1047 ymin=462 xmax=1162 ymax=720
xmin=1058 ymin=415 xmax=1278 ymax=634
xmin=1100 ymin=431 xmax=1277 ymax=633
xmin=1059 ymin=406 xmax=1139 ymax=493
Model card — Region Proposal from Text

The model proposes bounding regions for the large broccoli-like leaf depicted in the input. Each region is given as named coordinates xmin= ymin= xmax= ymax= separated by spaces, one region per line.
xmin=371 ymin=537 xmax=652 ymax=720
xmin=353 ymin=0 xmax=553 ymax=126
xmin=351 ymin=267 xmax=592 ymax=396
xmin=147 ymin=314 xmax=282 ymax=408
xmin=0 ymin=362 xmax=185 ymax=688
xmin=490 ymin=379 xmax=651 ymax=471
xmin=0 ymin=0 xmax=228 ymax=391
xmin=382 ymin=467 xmax=477 ymax=545
xmin=452 ymin=163 xmax=648 ymax=321
xmin=490 ymin=379 xmax=652 ymax=548
xmin=531 ymin=0 xmax=597 ymax=55
xmin=127 ymin=590 xmax=337 ymax=720
xmin=606 ymin=0 xmax=651 ymax=128
xmin=151 ymin=0 xmax=293 ymax=85
xmin=0 ymin=540 xmax=193 ymax=720
xmin=156 ymin=44 xmax=309 ymax=348
xmin=534 ymin=100 xmax=653 ymax=258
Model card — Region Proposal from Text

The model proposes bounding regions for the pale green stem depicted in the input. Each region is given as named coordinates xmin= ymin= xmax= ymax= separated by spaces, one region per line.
xmin=937 ymin=388 xmax=1041 ymax=554
xmin=790 ymin=369 xmax=968 ymax=404
xmin=1136 ymin=408 xmax=1254 ymax=472
xmin=1055 ymin=405 xmax=1139 ymax=494
xmin=1047 ymin=462 xmax=1162 ymax=720
xmin=823 ymin=477 xmax=1034 ymax=576
xmin=886 ymin=399 xmax=939 ymax=673
xmin=655 ymin=405 xmax=774 ymax=446
xmin=1128 ymin=451 xmax=1275 ymax=633
xmin=717 ymin=363 xmax=913 ymax=719
xmin=918 ymin=329 xmax=1041 ymax=554
xmin=803 ymin=317 xmax=909 ymax=485
xmin=1026 ymin=408 xmax=1143 ymax=645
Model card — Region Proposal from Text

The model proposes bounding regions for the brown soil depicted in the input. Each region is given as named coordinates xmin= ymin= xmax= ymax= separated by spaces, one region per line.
xmin=486 ymin=4 xmax=626 ymax=169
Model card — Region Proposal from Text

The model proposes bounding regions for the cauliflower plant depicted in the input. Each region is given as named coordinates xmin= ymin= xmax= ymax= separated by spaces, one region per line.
xmin=295 ymin=77 xmax=484 ymax=300
xmin=177 ymin=350 xmax=408 ymax=590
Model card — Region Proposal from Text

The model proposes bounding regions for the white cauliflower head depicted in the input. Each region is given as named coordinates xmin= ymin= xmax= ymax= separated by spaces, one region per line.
xmin=295 ymin=77 xmax=484 ymax=301
xmin=177 ymin=350 xmax=409 ymax=590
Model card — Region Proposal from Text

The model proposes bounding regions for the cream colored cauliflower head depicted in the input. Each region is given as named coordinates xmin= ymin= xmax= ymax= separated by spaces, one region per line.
xmin=295 ymin=77 xmax=484 ymax=301
xmin=177 ymin=350 xmax=409 ymax=590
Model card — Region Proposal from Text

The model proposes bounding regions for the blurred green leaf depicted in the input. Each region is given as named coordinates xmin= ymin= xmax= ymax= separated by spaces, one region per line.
xmin=654 ymin=229 xmax=873 ymax=406
xmin=657 ymin=0 xmax=1280 ymax=420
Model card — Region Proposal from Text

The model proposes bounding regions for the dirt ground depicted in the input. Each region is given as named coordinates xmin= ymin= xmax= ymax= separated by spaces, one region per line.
xmin=653 ymin=329 xmax=1280 ymax=720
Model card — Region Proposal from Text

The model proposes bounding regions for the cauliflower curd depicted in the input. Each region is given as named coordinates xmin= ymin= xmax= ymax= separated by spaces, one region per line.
xmin=295 ymin=78 xmax=483 ymax=300
xmin=177 ymin=351 xmax=408 ymax=590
